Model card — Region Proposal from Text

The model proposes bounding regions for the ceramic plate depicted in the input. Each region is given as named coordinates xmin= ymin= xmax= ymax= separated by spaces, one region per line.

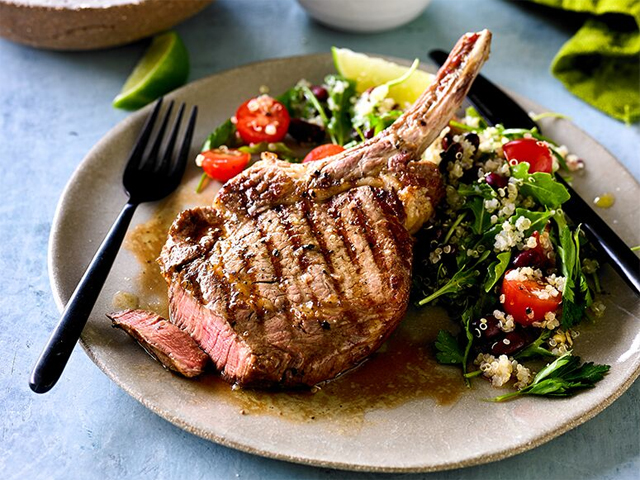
xmin=48 ymin=54 xmax=640 ymax=472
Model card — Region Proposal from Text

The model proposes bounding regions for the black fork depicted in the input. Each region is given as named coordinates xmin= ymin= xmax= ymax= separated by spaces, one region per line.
xmin=30 ymin=98 xmax=198 ymax=394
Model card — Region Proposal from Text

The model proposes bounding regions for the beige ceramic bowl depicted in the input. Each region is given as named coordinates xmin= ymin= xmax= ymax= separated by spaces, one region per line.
xmin=0 ymin=0 xmax=214 ymax=50
xmin=297 ymin=0 xmax=432 ymax=33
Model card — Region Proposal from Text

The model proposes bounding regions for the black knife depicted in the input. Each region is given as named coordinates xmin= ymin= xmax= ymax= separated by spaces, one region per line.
xmin=429 ymin=49 xmax=640 ymax=296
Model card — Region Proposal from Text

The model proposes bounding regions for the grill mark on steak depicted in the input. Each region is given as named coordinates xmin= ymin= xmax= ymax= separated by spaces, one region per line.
xmin=333 ymin=190 xmax=386 ymax=300
xmin=372 ymin=189 xmax=408 ymax=241
xmin=252 ymin=218 xmax=283 ymax=322
xmin=277 ymin=204 xmax=353 ymax=333
xmin=317 ymin=197 xmax=374 ymax=304
xmin=351 ymin=193 xmax=388 ymax=274
xmin=300 ymin=198 xmax=357 ymax=327
xmin=229 ymin=218 xmax=274 ymax=321
xmin=210 ymin=245 xmax=234 ymax=321
xmin=260 ymin=207 xmax=310 ymax=331
xmin=275 ymin=207 xmax=320 ymax=313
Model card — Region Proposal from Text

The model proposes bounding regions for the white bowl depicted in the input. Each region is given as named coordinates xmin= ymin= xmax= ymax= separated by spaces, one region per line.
xmin=297 ymin=0 xmax=432 ymax=33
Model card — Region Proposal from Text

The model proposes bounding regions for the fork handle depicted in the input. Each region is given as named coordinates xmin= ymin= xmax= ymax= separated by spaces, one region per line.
xmin=30 ymin=201 xmax=138 ymax=393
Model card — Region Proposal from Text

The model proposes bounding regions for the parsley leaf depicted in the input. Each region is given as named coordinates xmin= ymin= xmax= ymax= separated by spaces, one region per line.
xmin=492 ymin=352 xmax=610 ymax=401
xmin=435 ymin=330 xmax=464 ymax=365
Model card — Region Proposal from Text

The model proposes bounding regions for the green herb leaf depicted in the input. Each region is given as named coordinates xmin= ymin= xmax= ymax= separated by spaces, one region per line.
xmin=238 ymin=142 xmax=298 ymax=162
xmin=463 ymin=106 xmax=488 ymax=130
xmin=324 ymin=74 xmax=356 ymax=146
xmin=553 ymin=211 xmax=576 ymax=303
xmin=201 ymin=118 xmax=236 ymax=151
xmin=417 ymin=267 xmax=480 ymax=306
xmin=514 ymin=329 xmax=554 ymax=360
xmin=513 ymin=208 xmax=553 ymax=235
xmin=279 ymin=83 xmax=320 ymax=120
xmin=449 ymin=120 xmax=478 ymax=132
xmin=484 ymin=251 xmax=511 ymax=292
xmin=435 ymin=330 xmax=464 ymax=365
xmin=492 ymin=352 xmax=610 ymax=401
xmin=465 ymin=197 xmax=491 ymax=235
xmin=510 ymin=163 xmax=570 ymax=208
xmin=458 ymin=182 xmax=495 ymax=200
xmin=553 ymin=213 xmax=593 ymax=328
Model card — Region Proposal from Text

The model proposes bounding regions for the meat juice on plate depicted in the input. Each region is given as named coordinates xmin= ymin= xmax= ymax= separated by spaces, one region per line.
xmin=123 ymin=179 xmax=464 ymax=423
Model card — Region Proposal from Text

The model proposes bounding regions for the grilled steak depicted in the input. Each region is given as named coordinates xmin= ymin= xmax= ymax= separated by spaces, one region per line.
xmin=159 ymin=31 xmax=492 ymax=387
xmin=108 ymin=309 xmax=208 ymax=377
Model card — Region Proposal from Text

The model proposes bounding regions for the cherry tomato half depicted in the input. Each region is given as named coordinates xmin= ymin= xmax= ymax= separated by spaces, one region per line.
xmin=198 ymin=148 xmax=251 ymax=182
xmin=501 ymin=269 xmax=562 ymax=326
xmin=503 ymin=138 xmax=553 ymax=173
xmin=235 ymin=95 xmax=290 ymax=144
xmin=302 ymin=144 xmax=345 ymax=163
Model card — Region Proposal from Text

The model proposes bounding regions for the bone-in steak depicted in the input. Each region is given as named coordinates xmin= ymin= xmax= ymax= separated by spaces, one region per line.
xmin=159 ymin=31 xmax=492 ymax=388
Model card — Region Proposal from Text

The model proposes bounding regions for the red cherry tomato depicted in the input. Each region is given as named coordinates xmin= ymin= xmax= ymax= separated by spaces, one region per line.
xmin=501 ymin=269 xmax=562 ymax=326
xmin=198 ymin=148 xmax=251 ymax=182
xmin=503 ymin=138 xmax=553 ymax=173
xmin=235 ymin=95 xmax=290 ymax=144
xmin=302 ymin=144 xmax=345 ymax=163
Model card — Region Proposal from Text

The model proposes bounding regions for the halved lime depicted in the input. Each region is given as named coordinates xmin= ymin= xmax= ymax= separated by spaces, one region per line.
xmin=113 ymin=31 xmax=189 ymax=111
xmin=332 ymin=47 xmax=434 ymax=106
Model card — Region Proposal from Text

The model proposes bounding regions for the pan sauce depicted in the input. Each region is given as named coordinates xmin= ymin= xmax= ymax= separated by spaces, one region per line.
xmin=124 ymin=184 xmax=464 ymax=422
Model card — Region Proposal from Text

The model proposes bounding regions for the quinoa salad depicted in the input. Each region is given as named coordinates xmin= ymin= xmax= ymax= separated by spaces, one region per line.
xmin=195 ymin=54 xmax=610 ymax=401
xmin=414 ymin=108 xmax=609 ymax=401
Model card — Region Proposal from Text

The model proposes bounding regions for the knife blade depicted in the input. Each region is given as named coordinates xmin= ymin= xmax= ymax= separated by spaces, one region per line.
xmin=429 ymin=49 xmax=640 ymax=296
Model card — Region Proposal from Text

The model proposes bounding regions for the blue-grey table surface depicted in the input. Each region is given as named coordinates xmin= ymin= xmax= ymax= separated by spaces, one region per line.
xmin=1 ymin=0 xmax=638 ymax=479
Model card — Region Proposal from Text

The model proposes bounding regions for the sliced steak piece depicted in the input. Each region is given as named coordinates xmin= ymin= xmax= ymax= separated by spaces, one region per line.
xmin=159 ymin=31 xmax=492 ymax=388
xmin=108 ymin=309 xmax=208 ymax=378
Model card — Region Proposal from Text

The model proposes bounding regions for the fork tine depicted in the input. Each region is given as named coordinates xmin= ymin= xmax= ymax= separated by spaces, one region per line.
xmin=142 ymin=100 xmax=174 ymax=171
xmin=157 ymin=103 xmax=186 ymax=175
xmin=170 ymin=105 xmax=198 ymax=182
xmin=123 ymin=98 xmax=163 ymax=176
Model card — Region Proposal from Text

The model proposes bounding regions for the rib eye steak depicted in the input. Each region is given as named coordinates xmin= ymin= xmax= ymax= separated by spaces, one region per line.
xmin=159 ymin=30 xmax=492 ymax=388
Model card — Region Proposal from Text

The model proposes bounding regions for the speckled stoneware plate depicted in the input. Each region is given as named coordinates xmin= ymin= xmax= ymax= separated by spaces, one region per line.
xmin=48 ymin=54 xmax=640 ymax=472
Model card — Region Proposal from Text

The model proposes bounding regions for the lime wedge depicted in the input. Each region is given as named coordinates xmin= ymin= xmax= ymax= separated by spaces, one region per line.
xmin=332 ymin=47 xmax=434 ymax=106
xmin=113 ymin=31 xmax=189 ymax=110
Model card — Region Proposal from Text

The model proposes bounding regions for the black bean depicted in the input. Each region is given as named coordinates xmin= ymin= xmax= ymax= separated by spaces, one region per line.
xmin=464 ymin=132 xmax=480 ymax=151
xmin=470 ymin=315 xmax=501 ymax=341
xmin=311 ymin=85 xmax=328 ymax=102
xmin=485 ymin=172 xmax=508 ymax=189
xmin=439 ymin=143 xmax=463 ymax=171
xmin=512 ymin=249 xmax=545 ymax=269
xmin=441 ymin=132 xmax=453 ymax=151
xmin=288 ymin=118 xmax=326 ymax=144
xmin=489 ymin=330 xmax=530 ymax=356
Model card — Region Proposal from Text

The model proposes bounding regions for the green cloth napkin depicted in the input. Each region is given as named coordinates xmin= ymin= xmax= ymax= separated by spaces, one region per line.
xmin=531 ymin=0 xmax=640 ymax=123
